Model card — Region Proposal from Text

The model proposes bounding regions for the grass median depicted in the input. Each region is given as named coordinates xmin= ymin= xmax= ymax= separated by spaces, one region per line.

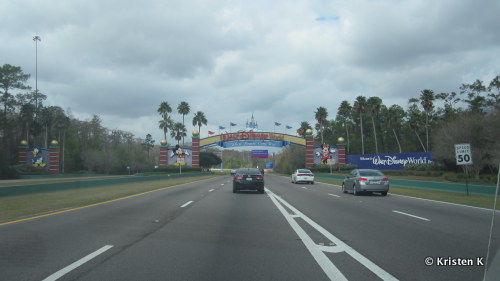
xmin=316 ymin=178 xmax=500 ymax=211
xmin=0 ymin=175 xmax=219 ymax=222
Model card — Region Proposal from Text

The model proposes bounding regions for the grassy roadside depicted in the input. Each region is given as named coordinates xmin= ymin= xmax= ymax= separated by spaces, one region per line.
xmin=0 ymin=175 xmax=219 ymax=222
xmin=315 ymin=178 xmax=500 ymax=211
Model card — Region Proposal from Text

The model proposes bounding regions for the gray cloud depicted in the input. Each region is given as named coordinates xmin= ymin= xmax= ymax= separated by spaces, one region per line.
xmin=2 ymin=0 xmax=499 ymax=144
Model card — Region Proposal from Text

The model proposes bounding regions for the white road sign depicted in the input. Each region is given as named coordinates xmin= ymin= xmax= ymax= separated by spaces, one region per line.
xmin=455 ymin=143 xmax=472 ymax=165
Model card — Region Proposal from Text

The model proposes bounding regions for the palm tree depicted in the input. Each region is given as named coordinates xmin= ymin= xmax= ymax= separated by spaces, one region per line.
xmin=353 ymin=96 xmax=367 ymax=154
xmin=419 ymin=89 xmax=434 ymax=151
xmin=157 ymin=101 xmax=173 ymax=141
xmin=157 ymin=101 xmax=172 ymax=119
xmin=298 ymin=121 xmax=312 ymax=137
xmin=170 ymin=122 xmax=187 ymax=145
xmin=387 ymin=105 xmax=405 ymax=153
xmin=314 ymin=106 xmax=328 ymax=144
xmin=192 ymin=111 xmax=207 ymax=135
xmin=408 ymin=98 xmax=426 ymax=152
xmin=337 ymin=101 xmax=352 ymax=153
xmin=366 ymin=97 xmax=382 ymax=154
xmin=159 ymin=115 xmax=173 ymax=140
xmin=177 ymin=101 xmax=190 ymax=144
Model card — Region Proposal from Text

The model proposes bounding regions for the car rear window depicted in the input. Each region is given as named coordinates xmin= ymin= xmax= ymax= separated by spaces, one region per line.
xmin=359 ymin=171 xmax=383 ymax=177
xmin=298 ymin=170 xmax=312 ymax=173
xmin=237 ymin=169 xmax=261 ymax=175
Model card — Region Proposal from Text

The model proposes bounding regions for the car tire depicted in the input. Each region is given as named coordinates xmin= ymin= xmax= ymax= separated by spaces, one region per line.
xmin=381 ymin=191 xmax=387 ymax=196
xmin=353 ymin=184 xmax=358 ymax=196
xmin=342 ymin=184 xmax=347 ymax=193
xmin=311 ymin=181 xmax=314 ymax=184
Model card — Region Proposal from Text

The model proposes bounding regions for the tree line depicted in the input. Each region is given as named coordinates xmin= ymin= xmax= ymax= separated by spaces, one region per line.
xmin=293 ymin=76 xmax=499 ymax=176
xmin=0 ymin=64 xmax=213 ymax=178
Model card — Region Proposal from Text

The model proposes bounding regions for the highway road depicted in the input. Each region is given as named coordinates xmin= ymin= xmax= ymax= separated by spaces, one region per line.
xmin=0 ymin=174 xmax=499 ymax=281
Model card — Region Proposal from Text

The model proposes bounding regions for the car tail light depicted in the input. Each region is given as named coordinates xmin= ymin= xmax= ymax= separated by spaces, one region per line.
xmin=381 ymin=178 xmax=389 ymax=182
xmin=255 ymin=175 xmax=263 ymax=180
xmin=235 ymin=175 xmax=243 ymax=180
xmin=358 ymin=177 xmax=368 ymax=181
xmin=297 ymin=174 xmax=307 ymax=176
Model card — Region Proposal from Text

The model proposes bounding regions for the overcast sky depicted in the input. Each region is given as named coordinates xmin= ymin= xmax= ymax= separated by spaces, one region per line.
xmin=2 ymin=0 xmax=499 ymax=145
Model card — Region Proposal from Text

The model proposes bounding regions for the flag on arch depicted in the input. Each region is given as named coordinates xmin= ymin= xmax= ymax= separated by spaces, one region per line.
xmin=230 ymin=122 xmax=237 ymax=126
xmin=208 ymin=131 xmax=215 ymax=135
xmin=219 ymin=126 xmax=226 ymax=130
xmin=286 ymin=125 xmax=292 ymax=129
xmin=274 ymin=122 xmax=281 ymax=126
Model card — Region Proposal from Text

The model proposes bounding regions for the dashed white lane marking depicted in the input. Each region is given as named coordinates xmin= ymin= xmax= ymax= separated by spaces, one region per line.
xmin=392 ymin=210 xmax=430 ymax=221
xmin=180 ymin=201 xmax=194 ymax=208
xmin=328 ymin=193 xmax=340 ymax=197
xmin=266 ymin=188 xmax=398 ymax=281
xmin=209 ymin=189 xmax=215 ymax=192
xmin=42 ymin=245 xmax=113 ymax=281
xmin=301 ymin=186 xmax=308 ymax=189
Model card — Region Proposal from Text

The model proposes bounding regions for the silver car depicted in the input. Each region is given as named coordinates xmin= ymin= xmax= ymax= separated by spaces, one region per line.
xmin=342 ymin=169 xmax=389 ymax=196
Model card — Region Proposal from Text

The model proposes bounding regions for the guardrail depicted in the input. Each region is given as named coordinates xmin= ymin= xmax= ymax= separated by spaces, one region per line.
xmin=315 ymin=174 xmax=498 ymax=196
xmin=0 ymin=172 xmax=212 ymax=197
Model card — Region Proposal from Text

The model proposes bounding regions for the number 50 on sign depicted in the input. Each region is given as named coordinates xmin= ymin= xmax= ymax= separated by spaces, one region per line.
xmin=455 ymin=143 xmax=473 ymax=165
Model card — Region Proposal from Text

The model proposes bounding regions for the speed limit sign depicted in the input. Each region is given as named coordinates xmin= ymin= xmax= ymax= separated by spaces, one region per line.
xmin=455 ymin=143 xmax=473 ymax=165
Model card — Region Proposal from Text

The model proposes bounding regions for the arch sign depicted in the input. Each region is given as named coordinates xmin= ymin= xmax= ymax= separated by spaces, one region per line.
xmin=189 ymin=131 xmax=346 ymax=169
xmin=200 ymin=132 xmax=306 ymax=148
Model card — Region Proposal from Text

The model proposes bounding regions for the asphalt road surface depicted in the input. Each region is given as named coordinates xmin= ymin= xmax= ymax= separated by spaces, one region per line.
xmin=1 ymin=174 xmax=499 ymax=281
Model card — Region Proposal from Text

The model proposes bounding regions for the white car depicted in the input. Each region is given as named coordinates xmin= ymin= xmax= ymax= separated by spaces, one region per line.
xmin=291 ymin=169 xmax=315 ymax=184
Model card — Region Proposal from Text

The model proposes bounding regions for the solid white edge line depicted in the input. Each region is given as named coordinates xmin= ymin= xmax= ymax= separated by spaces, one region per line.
xmin=328 ymin=194 xmax=340 ymax=197
xmin=208 ymin=189 xmax=215 ymax=192
xmin=42 ymin=245 xmax=113 ymax=281
xmin=392 ymin=210 xmax=430 ymax=221
xmin=389 ymin=193 xmax=500 ymax=212
xmin=180 ymin=201 xmax=193 ymax=208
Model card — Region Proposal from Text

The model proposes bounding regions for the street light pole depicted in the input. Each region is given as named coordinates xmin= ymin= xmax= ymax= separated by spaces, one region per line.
xmin=33 ymin=36 xmax=41 ymax=112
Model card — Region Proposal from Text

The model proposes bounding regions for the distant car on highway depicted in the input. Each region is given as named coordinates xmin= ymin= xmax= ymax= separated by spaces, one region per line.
xmin=342 ymin=169 xmax=389 ymax=196
xmin=291 ymin=169 xmax=315 ymax=184
xmin=233 ymin=168 xmax=264 ymax=194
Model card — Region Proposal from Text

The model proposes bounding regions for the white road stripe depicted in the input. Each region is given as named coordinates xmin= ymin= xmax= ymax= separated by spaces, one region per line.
xmin=301 ymin=186 xmax=308 ymax=189
xmin=42 ymin=245 xmax=113 ymax=281
xmin=180 ymin=201 xmax=194 ymax=208
xmin=208 ymin=189 xmax=215 ymax=192
xmin=266 ymin=188 xmax=398 ymax=281
xmin=392 ymin=210 xmax=430 ymax=221
xmin=328 ymin=194 xmax=340 ymax=197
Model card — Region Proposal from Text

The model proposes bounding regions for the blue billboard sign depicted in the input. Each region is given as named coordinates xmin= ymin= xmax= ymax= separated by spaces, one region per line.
xmin=347 ymin=152 xmax=433 ymax=170
xmin=252 ymin=150 xmax=269 ymax=158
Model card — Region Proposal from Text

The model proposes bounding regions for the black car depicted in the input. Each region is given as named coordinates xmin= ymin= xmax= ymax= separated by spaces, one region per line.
xmin=233 ymin=168 xmax=264 ymax=194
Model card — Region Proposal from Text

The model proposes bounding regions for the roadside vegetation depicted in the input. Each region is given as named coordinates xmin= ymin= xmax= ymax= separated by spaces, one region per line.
xmin=0 ymin=174 xmax=219 ymax=223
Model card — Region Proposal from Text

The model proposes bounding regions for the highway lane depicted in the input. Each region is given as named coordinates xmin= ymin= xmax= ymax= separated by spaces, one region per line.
xmin=266 ymin=174 xmax=500 ymax=281
xmin=0 ymin=174 xmax=498 ymax=280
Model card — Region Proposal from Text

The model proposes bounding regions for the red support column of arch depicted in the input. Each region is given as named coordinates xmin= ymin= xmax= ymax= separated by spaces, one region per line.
xmin=159 ymin=144 xmax=168 ymax=165
xmin=305 ymin=135 xmax=314 ymax=168
xmin=19 ymin=144 xmax=28 ymax=164
xmin=49 ymin=144 xmax=60 ymax=174
xmin=337 ymin=144 xmax=346 ymax=164
xmin=192 ymin=136 xmax=200 ymax=168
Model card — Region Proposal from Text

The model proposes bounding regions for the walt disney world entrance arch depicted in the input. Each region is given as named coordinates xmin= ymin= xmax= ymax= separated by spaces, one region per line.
xmin=189 ymin=129 xmax=347 ymax=168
